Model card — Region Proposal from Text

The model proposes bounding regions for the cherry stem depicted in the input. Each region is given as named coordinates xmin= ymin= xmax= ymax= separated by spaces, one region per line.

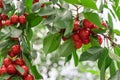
xmin=102 ymin=34 xmax=117 ymax=47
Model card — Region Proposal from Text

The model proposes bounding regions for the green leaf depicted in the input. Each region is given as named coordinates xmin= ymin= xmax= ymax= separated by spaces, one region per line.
xmin=43 ymin=33 xmax=61 ymax=54
xmin=84 ymin=12 xmax=103 ymax=28
xmin=98 ymin=48 xmax=112 ymax=80
xmin=0 ymin=73 xmax=11 ymax=79
xmin=10 ymin=27 xmax=22 ymax=38
xmin=32 ymin=3 xmax=41 ymax=12
xmin=53 ymin=9 xmax=73 ymax=36
xmin=90 ymin=36 xmax=100 ymax=47
xmin=15 ymin=65 xmax=25 ymax=75
xmin=114 ymin=29 xmax=120 ymax=36
xmin=92 ymin=28 xmax=106 ymax=34
xmin=56 ymin=39 xmax=75 ymax=57
xmin=64 ymin=54 xmax=72 ymax=64
xmin=11 ymin=76 xmax=22 ymax=80
xmin=114 ymin=46 xmax=120 ymax=68
xmin=82 ymin=43 xmax=91 ymax=52
xmin=108 ymin=13 xmax=113 ymax=35
xmin=21 ymin=36 xmax=31 ymax=53
xmin=73 ymin=50 xmax=79 ymax=66
xmin=38 ymin=7 xmax=56 ymax=16
xmin=98 ymin=48 xmax=112 ymax=70
xmin=42 ymin=15 xmax=55 ymax=25
xmin=80 ymin=0 xmax=98 ymax=10
xmin=80 ymin=47 xmax=104 ymax=61
xmin=27 ymin=13 xmax=42 ymax=28
xmin=24 ymin=0 xmax=33 ymax=13
xmin=109 ymin=61 xmax=116 ymax=77
xmin=30 ymin=65 xmax=43 ymax=79
xmin=116 ymin=7 xmax=120 ymax=20
xmin=114 ymin=0 xmax=119 ymax=7
xmin=64 ymin=0 xmax=80 ymax=4
xmin=109 ymin=70 xmax=120 ymax=80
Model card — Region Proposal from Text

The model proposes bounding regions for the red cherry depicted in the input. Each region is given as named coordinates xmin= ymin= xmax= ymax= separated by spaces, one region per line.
xmin=42 ymin=16 xmax=47 ymax=18
xmin=101 ymin=21 xmax=107 ymax=28
xmin=0 ymin=0 xmax=3 ymax=8
xmin=0 ymin=69 xmax=2 ymax=76
xmin=0 ymin=21 xmax=2 ymax=29
xmin=74 ymin=40 xmax=82 ymax=49
xmin=33 ymin=0 xmax=39 ymax=4
xmin=79 ymin=28 xmax=90 ymax=39
xmin=72 ymin=33 xmax=80 ymax=41
xmin=14 ymin=58 xmax=24 ymax=66
xmin=62 ymin=36 xmax=68 ymax=41
xmin=91 ymin=24 xmax=98 ymax=29
xmin=11 ymin=37 xmax=19 ymax=41
xmin=19 ymin=15 xmax=26 ymax=24
xmin=97 ymin=35 xmax=102 ymax=44
xmin=11 ymin=44 xmax=21 ymax=55
xmin=73 ymin=20 xmax=80 ymax=31
xmin=0 ymin=65 xmax=7 ymax=74
xmin=3 ymin=58 xmax=12 ymax=67
xmin=5 ymin=20 xmax=11 ymax=26
xmin=8 ymin=51 xmax=16 ymax=58
xmin=18 ymin=65 xmax=29 ymax=77
xmin=83 ymin=19 xmax=93 ymax=29
xmin=40 ymin=4 xmax=45 ymax=8
xmin=10 ymin=15 xmax=19 ymax=24
xmin=24 ymin=13 xmax=28 ymax=17
xmin=1 ymin=13 xmax=8 ymax=20
xmin=81 ymin=38 xmax=90 ymax=44
xmin=23 ymin=74 xmax=34 ymax=80
xmin=7 ymin=64 xmax=17 ymax=74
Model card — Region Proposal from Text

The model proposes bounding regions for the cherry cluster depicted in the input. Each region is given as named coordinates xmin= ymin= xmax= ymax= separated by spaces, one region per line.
xmin=0 ymin=14 xmax=26 ymax=29
xmin=71 ymin=19 xmax=106 ymax=49
xmin=61 ymin=19 xmax=106 ymax=49
xmin=0 ymin=45 xmax=34 ymax=80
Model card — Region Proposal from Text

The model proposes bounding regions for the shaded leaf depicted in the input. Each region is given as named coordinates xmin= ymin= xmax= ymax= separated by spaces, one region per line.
xmin=80 ymin=0 xmax=98 ymax=10
xmin=43 ymin=33 xmax=61 ymax=54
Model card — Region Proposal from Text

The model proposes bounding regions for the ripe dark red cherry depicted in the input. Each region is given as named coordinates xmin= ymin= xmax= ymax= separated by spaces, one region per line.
xmin=81 ymin=38 xmax=90 ymax=44
xmin=0 ymin=65 xmax=7 ymax=75
xmin=3 ymin=58 xmax=12 ymax=67
xmin=72 ymin=33 xmax=80 ymax=41
xmin=42 ymin=16 xmax=47 ymax=18
xmin=1 ymin=13 xmax=8 ymax=20
xmin=73 ymin=20 xmax=80 ymax=31
xmin=97 ymin=35 xmax=102 ymax=44
xmin=62 ymin=36 xmax=68 ymax=41
xmin=23 ymin=74 xmax=34 ymax=80
xmin=11 ymin=44 xmax=21 ymax=55
xmin=19 ymin=15 xmax=26 ymax=24
xmin=14 ymin=58 xmax=24 ymax=66
xmin=8 ymin=51 xmax=16 ymax=58
xmin=74 ymin=40 xmax=82 ymax=49
xmin=10 ymin=15 xmax=19 ymax=24
xmin=83 ymin=19 xmax=93 ymax=29
xmin=7 ymin=64 xmax=17 ymax=74
xmin=5 ymin=20 xmax=11 ymax=26
xmin=101 ymin=22 xmax=107 ymax=28
xmin=79 ymin=28 xmax=90 ymax=39
xmin=18 ymin=65 xmax=29 ymax=77
xmin=0 ymin=21 xmax=2 ymax=29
